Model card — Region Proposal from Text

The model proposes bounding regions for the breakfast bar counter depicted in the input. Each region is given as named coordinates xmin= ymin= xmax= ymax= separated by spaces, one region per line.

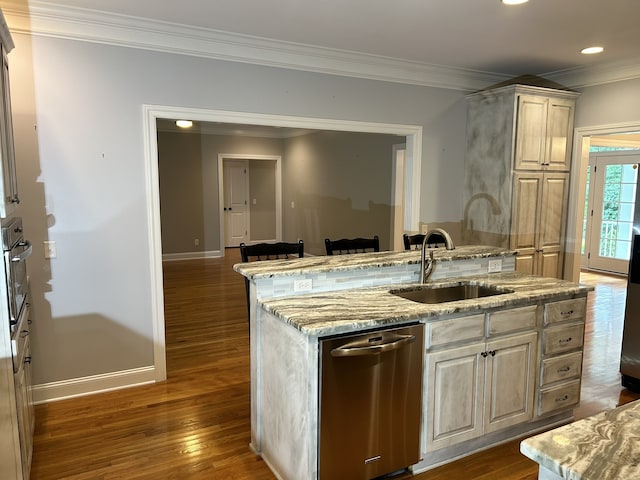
xmin=520 ymin=399 xmax=640 ymax=479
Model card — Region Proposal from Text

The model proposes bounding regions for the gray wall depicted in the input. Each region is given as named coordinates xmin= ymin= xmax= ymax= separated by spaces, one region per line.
xmin=283 ymin=131 xmax=401 ymax=254
xmin=159 ymin=129 xmax=403 ymax=256
xmin=6 ymin=29 xmax=639 ymax=392
xmin=158 ymin=131 xmax=286 ymax=254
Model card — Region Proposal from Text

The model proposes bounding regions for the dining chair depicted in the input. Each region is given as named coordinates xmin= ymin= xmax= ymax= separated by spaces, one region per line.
xmin=403 ymin=233 xmax=426 ymax=250
xmin=239 ymin=240 xmax=304 ymax=320
xmin=324 ymin=236 xmax=380 ymax=255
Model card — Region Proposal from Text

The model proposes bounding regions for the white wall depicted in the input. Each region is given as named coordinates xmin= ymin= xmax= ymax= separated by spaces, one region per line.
xmin=7 ymin=32 xmax=466 ymax=394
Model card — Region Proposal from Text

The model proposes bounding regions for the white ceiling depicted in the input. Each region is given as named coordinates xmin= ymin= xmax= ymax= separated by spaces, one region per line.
xmin=6 ymin=0 xmax=639 ymax=80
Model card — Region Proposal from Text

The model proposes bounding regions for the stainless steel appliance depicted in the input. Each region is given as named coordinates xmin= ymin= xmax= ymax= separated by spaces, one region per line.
xmin=2 ymin=216 xmax=31 ymax=333
xmin=622 ymin=226 xmax=640 ymax=390
xmin=319 ymin=323 xmax=423 ymax=480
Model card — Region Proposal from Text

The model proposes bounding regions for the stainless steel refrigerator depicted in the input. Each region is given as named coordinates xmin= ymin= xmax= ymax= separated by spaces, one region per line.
xmin=621 ymin=190 xmax=640 ymax=391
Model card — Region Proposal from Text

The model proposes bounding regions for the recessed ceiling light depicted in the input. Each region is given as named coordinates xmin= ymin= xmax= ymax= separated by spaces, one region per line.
xmin=502 ymin=0 xmax=529 ymax=5
xmin=176 ymin=120 xmax=193 ymax=128
xmin=581 ymin=46 xmax=604 ymax=55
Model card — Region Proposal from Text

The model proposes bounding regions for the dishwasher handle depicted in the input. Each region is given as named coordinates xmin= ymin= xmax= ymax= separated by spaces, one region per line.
xmin=331 ymin=332 xmax=416 ymax=357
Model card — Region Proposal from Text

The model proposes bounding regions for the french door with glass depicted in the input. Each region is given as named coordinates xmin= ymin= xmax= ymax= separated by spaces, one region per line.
xmin=582 ymin=151 xmax=640 ymax=274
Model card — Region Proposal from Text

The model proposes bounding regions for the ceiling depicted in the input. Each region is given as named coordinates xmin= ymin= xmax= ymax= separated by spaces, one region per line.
xmin=5 ymin=0 xmax=639 ymax=80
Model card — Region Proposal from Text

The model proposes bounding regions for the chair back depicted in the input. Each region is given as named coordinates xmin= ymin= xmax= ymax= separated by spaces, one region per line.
xmin=403 ymin=233 xmax=426 ymax=251
xmin=324 ymin=236 xmax=380 ymax=255
xmin=240 ymin=240 xmax=304 ymax=262
xmin=239 ymin=240 xmax=304 ymax=321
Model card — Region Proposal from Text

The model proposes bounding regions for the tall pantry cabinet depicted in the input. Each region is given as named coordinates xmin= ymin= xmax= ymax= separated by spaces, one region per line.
xmin=463 ymin=81 xmax=579 ymax=278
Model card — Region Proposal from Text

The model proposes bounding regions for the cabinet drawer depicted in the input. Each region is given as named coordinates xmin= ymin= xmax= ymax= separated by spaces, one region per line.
xmin=538 ymin=380 xmax=581 ymax=415
xmin=544 ymin=298 xmax=586 ymax=325
xmin=543 ymin=323 xmax=584 ymax=355
xmin=488 ymin=305 xmax=537 ymax=336
xmin=426 ymin=314 xmax=485 ymax=348
xmin=541 ymin=351 xmax=583 ymax=386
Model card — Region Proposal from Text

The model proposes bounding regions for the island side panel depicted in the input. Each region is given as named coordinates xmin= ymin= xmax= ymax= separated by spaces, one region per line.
xmin=258 ymin=309 xmax=319 ymax=480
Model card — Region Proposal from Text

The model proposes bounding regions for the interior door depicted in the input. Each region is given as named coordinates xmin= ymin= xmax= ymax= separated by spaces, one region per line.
xmin=582 ymin=152 xmax=640 ymax=274
xmin=223 ymin=159 xmax=249 ymax=247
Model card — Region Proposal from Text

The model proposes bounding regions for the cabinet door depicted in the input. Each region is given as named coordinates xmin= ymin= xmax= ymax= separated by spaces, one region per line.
xmin=511 ymin=172 xmax=542 ymax=273
xmin=425 ymin=342 xmax=485 ymax=451
xmin=537 ymin=173 xmax=569 ymax=278
xmin=0 ymin=44 xmax=18 ymax=216
xmin=484 ymin=331 xmax=537 ymax=434
xmin=514 ymin=95 xmax=548 ymax=170
xmin=545 ymin=98 xmax=575 ymax=171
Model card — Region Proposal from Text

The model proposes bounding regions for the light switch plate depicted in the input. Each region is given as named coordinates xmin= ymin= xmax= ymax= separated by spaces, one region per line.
xmin=44 ymin=240 xmax=56 ymax=259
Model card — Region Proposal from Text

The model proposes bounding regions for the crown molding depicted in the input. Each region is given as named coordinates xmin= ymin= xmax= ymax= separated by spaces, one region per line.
xmin=0 ymin=1 xmax=510 ymax=92
xmin=545 ymin=56 xmax=640 ymax=89
xmin=2 ymin=1 xmax=639 ymax=92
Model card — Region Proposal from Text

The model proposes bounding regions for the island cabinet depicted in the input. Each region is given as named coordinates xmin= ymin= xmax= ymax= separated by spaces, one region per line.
xmin=463 ymin=82 xmax=579 ymax=279
xmin=537 ymin=297 xmax=586 ymax=416
xmin=424 ymin=305 xmax=538 ymax=452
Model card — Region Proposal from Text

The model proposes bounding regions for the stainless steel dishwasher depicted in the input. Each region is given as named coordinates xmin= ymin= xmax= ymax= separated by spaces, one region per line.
xmin=319 ymin=323 xmax=424 ymax=480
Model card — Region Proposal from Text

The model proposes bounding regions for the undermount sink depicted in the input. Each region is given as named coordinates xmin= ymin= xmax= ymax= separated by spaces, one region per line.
xmin=391 ymin=283 xmax=513 ymax=304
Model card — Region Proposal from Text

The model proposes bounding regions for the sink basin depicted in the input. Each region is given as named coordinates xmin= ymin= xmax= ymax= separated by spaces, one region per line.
xmin=391 ymin=284 xmax=512 ymax=304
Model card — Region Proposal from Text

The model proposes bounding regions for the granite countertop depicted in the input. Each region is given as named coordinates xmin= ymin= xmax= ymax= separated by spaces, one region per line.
xmin=233 ymin=245 xmax=516 ymax=279
xmin=520 ymin=400 xmax=640 ymax=479
xmin=260 ymin=271 xmax=593 ymax=337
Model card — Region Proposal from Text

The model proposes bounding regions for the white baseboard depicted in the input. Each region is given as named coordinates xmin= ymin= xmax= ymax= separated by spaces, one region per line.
xmin=32 ymin=366 xmax=157 ymax=404
xmin=162 ymin=250 xmax=222 ymax=261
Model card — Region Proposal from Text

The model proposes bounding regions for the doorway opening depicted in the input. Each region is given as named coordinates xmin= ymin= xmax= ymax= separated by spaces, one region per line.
xmin=144 ymin=105 xmax=423 ymax=381
xmin=581 ymin=150 xmax=640 ymax=274
xmin=567 ymin=124 xmax=640 ymax=282
xmin=219 ymin=154 xmax=282 ymax=248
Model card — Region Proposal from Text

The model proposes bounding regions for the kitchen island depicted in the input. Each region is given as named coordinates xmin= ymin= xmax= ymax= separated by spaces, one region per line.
xmin=234 ymin=247 xmax=593 ymax=480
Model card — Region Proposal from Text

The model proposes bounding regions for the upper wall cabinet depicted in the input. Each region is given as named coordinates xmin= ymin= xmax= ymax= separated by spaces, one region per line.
xmin=0 ymin=12 xmax=17 ymax=218
xmin=514 ymin=94 xmax=576 ymax=171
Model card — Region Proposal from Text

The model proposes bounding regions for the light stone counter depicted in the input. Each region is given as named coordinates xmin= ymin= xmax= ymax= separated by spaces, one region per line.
xmin=520 ymin=400 xmax=640 ymax=479
xmin=234 ymin=245 xmax=516 ymax=280
xmin=260 ymin=272 xmax=593 ymax=337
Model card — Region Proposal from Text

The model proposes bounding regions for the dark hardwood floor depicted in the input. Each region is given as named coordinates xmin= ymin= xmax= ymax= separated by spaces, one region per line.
xmin=29 ymin=253 xmax=640 ymax=479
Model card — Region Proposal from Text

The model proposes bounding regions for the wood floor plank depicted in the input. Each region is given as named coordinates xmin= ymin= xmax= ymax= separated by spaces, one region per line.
xmin=29 ymin=255 xmax=640 ymax=479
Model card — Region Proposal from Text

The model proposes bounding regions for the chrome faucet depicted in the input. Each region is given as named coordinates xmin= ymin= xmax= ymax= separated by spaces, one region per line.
xmin=421 ymin=249 xmax=434 ymax=284
xmin=420 ymin=228 xmax=455 ymax=284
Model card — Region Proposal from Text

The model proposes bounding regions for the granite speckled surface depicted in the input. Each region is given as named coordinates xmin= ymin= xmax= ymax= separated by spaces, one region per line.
xmin=233 ymin=245 xmax=516 ymax=279
xmin=520 ymin=400 xmax=640 ymax=479
xmin=260 ymin=271 xmax=593 ymax=337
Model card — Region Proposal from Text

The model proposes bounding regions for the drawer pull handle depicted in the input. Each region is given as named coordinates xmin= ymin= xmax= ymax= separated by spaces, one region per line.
xmin=559 ymin=337 xmax=573 ymax=344
xmin=557 ymin=366 xmax=571 ymax=374
xmin=560 ymin=310 xmax=574 ymax=316
xmin=481 ymin=351 xmax=488 ymax=358
xmin=556 ymin=394 xmax=569 ymax=403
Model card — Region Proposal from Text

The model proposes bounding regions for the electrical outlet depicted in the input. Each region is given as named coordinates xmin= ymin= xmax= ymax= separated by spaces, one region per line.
xmin=488 ymin=259 xmax=502 ymax=273
xmin=194 ymin=238 xmax=200 ymax=246
xmin=294 ymin=278 xmax=313 ymax=292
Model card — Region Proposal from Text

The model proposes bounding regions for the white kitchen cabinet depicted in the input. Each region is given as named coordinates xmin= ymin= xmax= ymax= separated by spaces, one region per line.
xmin=0 ymin=17 xmax=17 ymax=217
xmin=425 ymin=308 xmax=538 ymax=452
xmin=464 ymin=81 xmax=579 ymax=279
xmin=537 ymin=297 xmax=587 ymax=417
xmin=514 ymin=95 xmax=575 ymax=171
xmin=511 ymin=171 xmax=570 ymax=277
